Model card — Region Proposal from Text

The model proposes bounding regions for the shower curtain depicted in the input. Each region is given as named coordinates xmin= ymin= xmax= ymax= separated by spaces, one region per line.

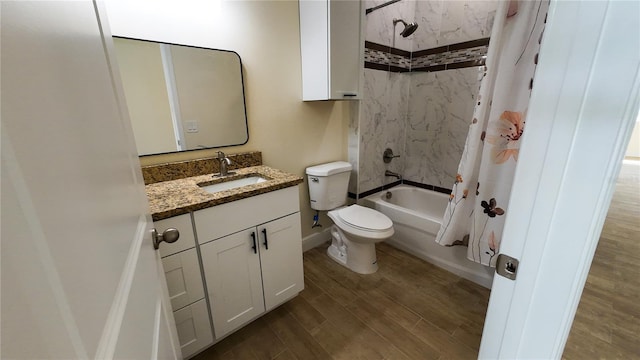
xmin=435 ymin=0 xmax=548 ymax=267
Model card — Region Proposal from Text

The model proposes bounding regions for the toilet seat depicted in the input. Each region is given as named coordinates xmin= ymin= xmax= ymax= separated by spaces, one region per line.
xmin=328 ymin=205 xmax=394 ymax=243
xmin=335 ymin=205 xmax=393 ymax=232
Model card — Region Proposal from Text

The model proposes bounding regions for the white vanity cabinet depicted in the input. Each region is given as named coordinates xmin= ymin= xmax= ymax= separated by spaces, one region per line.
xmin=299 ymin=0 xmax=364 ymax=101
xmin=154 ymin=214 xmax=213 ymax=359
xmin=195 ymin=186 xmax=304 ymax=339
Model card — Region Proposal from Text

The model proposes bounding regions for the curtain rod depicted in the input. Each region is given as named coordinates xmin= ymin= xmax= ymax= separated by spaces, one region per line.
xmin=365 ymin=0 xmax=402 ymax=15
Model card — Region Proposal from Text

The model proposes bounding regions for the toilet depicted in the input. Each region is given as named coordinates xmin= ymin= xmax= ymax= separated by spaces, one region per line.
xmin=306 ymin=161 xmax=394 ymax=274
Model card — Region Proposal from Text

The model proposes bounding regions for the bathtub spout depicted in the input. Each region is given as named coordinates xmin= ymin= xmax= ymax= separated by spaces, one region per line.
xmin=385 ymin=170 xmax=402 ymax=180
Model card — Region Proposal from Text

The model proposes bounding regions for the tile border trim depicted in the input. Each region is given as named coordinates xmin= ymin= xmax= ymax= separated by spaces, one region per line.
xmin=354 ymin=180 xmax=451 ymax=199
xmin=364 ymin=37 xmax=489 ymax=73
xmin=402 ymin=180 xmax=452 ymax=195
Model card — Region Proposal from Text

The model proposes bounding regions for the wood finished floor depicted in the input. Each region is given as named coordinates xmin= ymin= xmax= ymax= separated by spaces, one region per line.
xmin=563 ymin=160 xmax=640 ymax=359
xmin=193 ymin=161 xmax=639 ymax=360
xmin=193 ymin=243 xmax=490 ymax=360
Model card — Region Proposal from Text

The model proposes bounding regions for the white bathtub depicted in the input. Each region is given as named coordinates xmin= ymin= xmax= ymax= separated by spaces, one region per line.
xmin=362 ymin=185 xmax=494 ymax=288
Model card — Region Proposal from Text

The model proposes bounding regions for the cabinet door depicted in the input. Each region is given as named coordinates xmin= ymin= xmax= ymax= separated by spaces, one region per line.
xmin=299 ymin=0 xmax=362 ymax=100
xmin=173 ymin=299 xmax=213 ymax=359
xmin=201 ymin=228 xmax=265 ymax=339
xmin=259 ymin=213 xmax=304 ymax=311
xmin=162 ymin=248 xmax=205 ymax=311
xmin=329 ymin=0 xmax=362 ymax=99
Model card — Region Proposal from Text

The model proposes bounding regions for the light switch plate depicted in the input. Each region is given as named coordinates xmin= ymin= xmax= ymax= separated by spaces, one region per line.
xmin=186 ymin=121 xmax=198 ymax=133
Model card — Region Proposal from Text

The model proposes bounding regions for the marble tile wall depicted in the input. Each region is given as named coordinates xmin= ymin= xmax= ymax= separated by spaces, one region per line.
xmin=347 ymin=101 xmax=360 ymax=196
xmin=404 ymin=68 xmax=481 ymax=188
xmin=414 ymin=0 xmax=498 ymax=49
xmin=358 ymin=69 xmax=409 ymax=194
xmin=354 ymin=0 xmax=492 ymax=196
xmin=364 ymin=0 xmax=497 ymax=53
xmin=364 ymin=0 xmax=416 ymax=51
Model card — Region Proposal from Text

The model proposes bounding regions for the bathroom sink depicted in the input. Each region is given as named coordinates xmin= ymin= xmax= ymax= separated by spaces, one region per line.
xmin=198 ymin=176 xmax=268 ymax=193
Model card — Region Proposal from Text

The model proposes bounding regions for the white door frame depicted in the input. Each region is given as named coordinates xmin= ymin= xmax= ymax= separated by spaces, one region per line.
xmin=480 ymin=0 xmax=639 ymax=358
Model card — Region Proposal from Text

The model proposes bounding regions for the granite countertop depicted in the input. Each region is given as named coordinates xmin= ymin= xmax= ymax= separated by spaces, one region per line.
xmin=146 ymin=165 xmax=303 ymax=221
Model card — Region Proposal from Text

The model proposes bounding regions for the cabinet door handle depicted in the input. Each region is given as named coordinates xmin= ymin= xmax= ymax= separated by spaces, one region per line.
xmin=262 ymin=228 xmax=269 ymax=250
xmin=250 ymin=232 xmax=257 ymax=254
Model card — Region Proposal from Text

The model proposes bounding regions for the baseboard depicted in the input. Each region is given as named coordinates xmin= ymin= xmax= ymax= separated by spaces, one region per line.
xmin=302 ymin=227 xmax=331 ymax=252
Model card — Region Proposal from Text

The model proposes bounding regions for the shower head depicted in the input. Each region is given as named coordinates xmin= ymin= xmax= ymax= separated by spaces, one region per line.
xmin=393 ymin=19 xmax=418 ymax=37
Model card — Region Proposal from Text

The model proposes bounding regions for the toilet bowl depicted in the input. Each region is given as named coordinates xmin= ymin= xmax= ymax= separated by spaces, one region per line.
xmin=306 ymin=161 xmax=395 ymax=274
xmin=326 ymin=205 xmax=394 ymax=274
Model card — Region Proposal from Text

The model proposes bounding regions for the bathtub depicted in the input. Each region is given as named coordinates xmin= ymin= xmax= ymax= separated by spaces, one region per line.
xmin=362 ymin=185 xmax=494 ymax=288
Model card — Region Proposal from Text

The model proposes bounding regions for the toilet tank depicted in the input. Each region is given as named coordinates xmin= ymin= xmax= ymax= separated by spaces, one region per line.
xmin=305 ymin=161 xmax=352 ymax=210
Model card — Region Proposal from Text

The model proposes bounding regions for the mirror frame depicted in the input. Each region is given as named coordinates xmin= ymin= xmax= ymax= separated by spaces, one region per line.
xmin=113 ymin=36 xmax=250 ymax=157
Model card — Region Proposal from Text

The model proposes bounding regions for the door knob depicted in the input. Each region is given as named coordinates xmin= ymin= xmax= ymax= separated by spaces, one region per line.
xmin=152 ymin=228 xmax=180 ymax=250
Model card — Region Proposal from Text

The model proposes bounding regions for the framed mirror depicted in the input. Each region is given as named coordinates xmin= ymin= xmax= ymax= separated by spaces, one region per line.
xmin=112 ymin=37 xmax=249 ymax=156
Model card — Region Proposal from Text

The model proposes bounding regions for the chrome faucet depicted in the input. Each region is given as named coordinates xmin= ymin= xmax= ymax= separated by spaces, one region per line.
xmin=385 ymin=170 xmax=402 ymax=180
xmin=216 ymin=151 xmax=232 ymax=177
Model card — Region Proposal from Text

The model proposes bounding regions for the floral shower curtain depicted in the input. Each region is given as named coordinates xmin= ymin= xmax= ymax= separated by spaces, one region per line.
xmin=435 ymin=0 xmax=549 ymax=267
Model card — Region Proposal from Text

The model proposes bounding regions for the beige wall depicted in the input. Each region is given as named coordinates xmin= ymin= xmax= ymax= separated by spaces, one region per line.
xmin=626 ymin=120 xmax=640 ymax=158
xmin=170 ymin=46 xmax=248 ymax=149
xmin=113 ymin=38 xmax=177 ymax=155
xmin=105 ymin=1 xmax=350 ymax=238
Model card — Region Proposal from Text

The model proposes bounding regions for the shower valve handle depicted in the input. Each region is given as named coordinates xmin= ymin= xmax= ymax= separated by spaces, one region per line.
xmin=383 ymin=148 xmax=400 ymax=163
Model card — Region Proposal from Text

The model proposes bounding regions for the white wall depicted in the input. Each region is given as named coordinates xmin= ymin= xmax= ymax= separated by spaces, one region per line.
xmin=104 ymin=1 xmax=350 ymax=238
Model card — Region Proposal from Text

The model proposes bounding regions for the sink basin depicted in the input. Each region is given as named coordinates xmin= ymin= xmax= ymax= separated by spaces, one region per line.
xmin=198 ymin=176 xmax=268 ymax=193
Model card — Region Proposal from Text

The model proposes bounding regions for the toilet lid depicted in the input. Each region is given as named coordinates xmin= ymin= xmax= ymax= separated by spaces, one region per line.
xmin=337 ymin=205 xmax=393 ymax=231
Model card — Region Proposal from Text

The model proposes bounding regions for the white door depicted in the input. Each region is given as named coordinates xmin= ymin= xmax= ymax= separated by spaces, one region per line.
xmin=201 ymin=228 xmax=265 ymax=338
xmin=259 ymin=213 xmax=304 ymax=311
xmin=1 ymin=2 xmax=179 ymax=359
xmin=479 ymin=1 xmax=640 ymax=358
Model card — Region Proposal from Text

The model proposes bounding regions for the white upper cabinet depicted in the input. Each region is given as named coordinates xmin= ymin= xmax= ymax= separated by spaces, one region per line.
xmin=299 ymin=0 xmax=364 ymax=101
